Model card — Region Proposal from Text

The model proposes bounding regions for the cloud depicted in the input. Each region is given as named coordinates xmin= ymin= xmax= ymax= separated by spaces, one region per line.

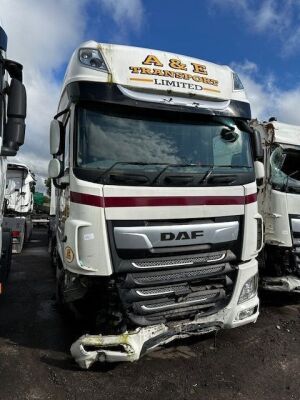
xmin=0 ymin=0 xmax=145 ymax=191
xmin=100 ymin=0 xmax=144 ymax=31
xmin=211 ymin=0 xmax=298 ymax=56
xmin=234 ymin=60 xmax=300 ymax=125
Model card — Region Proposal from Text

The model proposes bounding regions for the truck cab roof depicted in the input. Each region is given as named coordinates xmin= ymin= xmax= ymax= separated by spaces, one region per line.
xmin=62 ymin=41 xmax=249 ymax=108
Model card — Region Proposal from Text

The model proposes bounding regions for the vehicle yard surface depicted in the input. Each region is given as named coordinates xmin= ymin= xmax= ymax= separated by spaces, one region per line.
xmin=0 ymin=228 xmax=299 ymax=400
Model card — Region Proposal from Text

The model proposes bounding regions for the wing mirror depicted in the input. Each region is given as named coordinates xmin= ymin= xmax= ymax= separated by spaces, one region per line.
xmin=48 ymin=158 xmax=69 ymax=189
xmin=48 ymin=158 xmax=63 ymax=179
xmin=254 ymin=161 xmax=264 ymax=188
xmin=50 ymin=119 xmax=64 ymax=155
xmin=1 ymin=78 xmax=27 ymax=156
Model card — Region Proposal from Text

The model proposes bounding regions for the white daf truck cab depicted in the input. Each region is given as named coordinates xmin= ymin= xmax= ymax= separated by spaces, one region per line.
xmin=253 ymin=119 xmax=300 ymax=292
xmin=0 ymin=26 xmax=27 ymax=293
xmin=48 ymin=42 xmax=264 ymax=368
xmin=3 ymin=163 xmax=35 ymax=253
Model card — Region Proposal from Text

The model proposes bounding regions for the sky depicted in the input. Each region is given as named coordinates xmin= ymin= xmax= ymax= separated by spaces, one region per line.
xmin=1 ymin=0 xmax=300 ymax=191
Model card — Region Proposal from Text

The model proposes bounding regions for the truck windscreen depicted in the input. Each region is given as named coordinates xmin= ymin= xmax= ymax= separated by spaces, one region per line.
xmin=75 ymin=105 xmax=254 ymax=186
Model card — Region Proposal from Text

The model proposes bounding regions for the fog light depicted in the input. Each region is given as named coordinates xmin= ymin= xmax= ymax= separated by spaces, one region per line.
xmin=239 ymin=307 xmax=256 ymax=320
xmin=238 ymin=275 xmax=258 ymax=304
xmin=79 ymin=48 xmax=108 ymax=72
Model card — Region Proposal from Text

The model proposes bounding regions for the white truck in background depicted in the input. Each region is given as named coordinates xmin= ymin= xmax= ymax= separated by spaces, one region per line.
xmin=253 ymin=119 xmax=300 ymax=293
xmin=0 ymin=26 xmax=27 ymax=293
xmin=48 ymin=42 xmax=264 ymax=368
xmin=3 ymin=163 xmax=35 ymax=253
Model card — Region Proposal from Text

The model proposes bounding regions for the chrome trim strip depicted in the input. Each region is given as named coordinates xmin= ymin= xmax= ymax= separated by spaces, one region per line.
xmin=206 ymin=253 xmax=226 ymax=263
xmin=132 ymin=260 xmax=194 ymax=269
xmin=136 ymin=289 xmax=174 ymax=297
xmin=140 ymin=297 xmax=213 ymax=311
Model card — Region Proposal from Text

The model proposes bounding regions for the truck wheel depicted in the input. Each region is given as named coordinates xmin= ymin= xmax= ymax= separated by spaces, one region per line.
xmin=0 ymin=231 xmax=13 ymax=285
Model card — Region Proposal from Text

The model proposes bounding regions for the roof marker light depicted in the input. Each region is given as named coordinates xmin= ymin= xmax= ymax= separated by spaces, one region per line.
xmin=233 ymin=72 xmax=244 ymax=90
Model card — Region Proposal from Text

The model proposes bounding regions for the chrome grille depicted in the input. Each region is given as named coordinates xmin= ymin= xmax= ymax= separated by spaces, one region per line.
xmin=132 ymin=252 xmax=226 ymax=269
xmin=136 ymin=285 xmax=188 ymax=297
xmin=134 ymin=265 xmax=224 ymax=285
xmin=140 ymin=294 xmax=217 ymax=311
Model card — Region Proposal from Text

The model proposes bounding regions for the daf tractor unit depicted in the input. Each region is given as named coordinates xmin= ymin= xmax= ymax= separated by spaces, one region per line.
xmin=0 ymin=26 xmax=26 ymax=293
xmin=3 ymin=163 xmax=35 ymax=253
xmin=48 ymin=42 xmax=264 ymax=368
xmin=252 ymin=119 xmax=300 ymax=293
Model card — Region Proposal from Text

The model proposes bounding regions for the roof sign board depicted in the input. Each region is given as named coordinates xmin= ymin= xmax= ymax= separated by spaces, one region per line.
xmin=99 ymin=43 xmax=233 ymax=100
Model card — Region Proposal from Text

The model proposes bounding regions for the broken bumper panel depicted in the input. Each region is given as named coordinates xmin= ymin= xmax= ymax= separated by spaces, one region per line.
xmin=262 ymin=275 xmax=300 ymax=293
xmin=71 ymin=323 xmax=220 ymax=369
xmin=71 ymin=258 xmax=259 ymax=369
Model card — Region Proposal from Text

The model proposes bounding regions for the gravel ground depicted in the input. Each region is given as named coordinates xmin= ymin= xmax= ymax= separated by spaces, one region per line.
xmin=0 ymin=227 xmax=299 ymax=400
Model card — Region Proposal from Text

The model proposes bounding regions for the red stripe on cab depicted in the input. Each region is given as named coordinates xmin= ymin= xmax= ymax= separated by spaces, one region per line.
xmin=70 ymin=191 xmax=257 ymax=208
xmin=70 ymin=191 xmax=105 ymax=207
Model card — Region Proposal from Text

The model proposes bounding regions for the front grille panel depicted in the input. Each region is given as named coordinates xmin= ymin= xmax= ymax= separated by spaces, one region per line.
xmin=117 ymin=263 xmax=236 ymax=326
xmin=108 ymin=217 xmax=241 ymax=327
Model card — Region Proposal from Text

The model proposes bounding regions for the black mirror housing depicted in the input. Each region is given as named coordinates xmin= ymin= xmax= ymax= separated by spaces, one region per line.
xmin=252 ymin=129 xmax=263 ymax=161
xmin=1 ymin=78 xmax=27 ymax=156
xmin=7 ymin=78 xmax=26 ymax=119
xmin=1 ymin=121 xmax=26 ymax=156
xmin=4 ymin=59 xmax=23 ymax=82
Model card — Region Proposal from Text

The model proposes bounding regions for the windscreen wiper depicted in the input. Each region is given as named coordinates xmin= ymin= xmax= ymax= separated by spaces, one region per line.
xmin=201 ymin=164 xmax=252 ymax=182
xmin=94 ymin=162 xmax=166 ymax=184
xmin=151 ymin=163 xmax=213 ymax=185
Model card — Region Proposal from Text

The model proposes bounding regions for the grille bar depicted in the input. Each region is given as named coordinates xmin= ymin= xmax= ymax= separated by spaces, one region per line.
xmin=132 ymin=289 xmax=224 ymax=315
xmin=123 ymin=263 xmax=233 ymax=288
xmin=132 ymin=252 xmax=226 ymax=269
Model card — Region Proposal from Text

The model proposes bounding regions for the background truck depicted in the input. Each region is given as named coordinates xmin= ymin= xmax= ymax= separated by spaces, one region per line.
xmin=0 ymin=26 xmax=26 ymax=293
xmin=48 ymin=41 xmax=264 ymax=368
xmin=253 ymin=119 xmax=300 ymax=293
xmin=3 ymin=163 xmax=35 ymax=253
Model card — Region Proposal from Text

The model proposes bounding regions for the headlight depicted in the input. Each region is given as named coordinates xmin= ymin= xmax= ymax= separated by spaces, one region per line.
xmin=78 ymin=48 xmax=108 ymax=72
xmin=238 ymin=275 xmax=258 ymax=303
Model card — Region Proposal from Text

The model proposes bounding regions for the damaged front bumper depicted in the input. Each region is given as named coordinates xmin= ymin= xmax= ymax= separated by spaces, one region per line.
xmin=262 ymin=275 xmax=300 ymax=293
xmin=71 ymin=258 xmax=259 ymax=369
xmin=71 ymin=322 xmax=218 ymax=368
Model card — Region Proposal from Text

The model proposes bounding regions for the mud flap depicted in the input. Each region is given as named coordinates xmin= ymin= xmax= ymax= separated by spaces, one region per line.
xmin=262 ymin=275 xmax=300 ymax=293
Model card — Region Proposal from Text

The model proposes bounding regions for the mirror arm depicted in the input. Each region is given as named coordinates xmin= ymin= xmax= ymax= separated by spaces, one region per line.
xmin=54 ymin=107 xmax=70 ymax=120
xmin=52 ymin=178 xmax=68 ymax=190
